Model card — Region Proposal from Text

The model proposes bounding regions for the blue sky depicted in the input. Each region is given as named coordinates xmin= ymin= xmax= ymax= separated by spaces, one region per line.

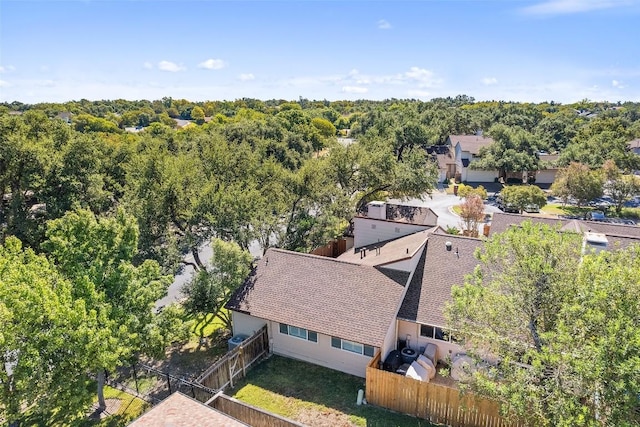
xmin=1 ymin=0 xmax=639 ymax=104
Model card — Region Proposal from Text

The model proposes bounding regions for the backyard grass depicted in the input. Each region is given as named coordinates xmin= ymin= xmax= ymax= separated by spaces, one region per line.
xmin=228 ymin=355 xmax=436 ymax=427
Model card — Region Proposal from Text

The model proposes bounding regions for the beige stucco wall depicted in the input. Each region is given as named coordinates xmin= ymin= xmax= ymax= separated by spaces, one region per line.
xmin=232 ymin=311 xmax=375 ymax=378
xmin=270 ymin=320 xmax=374 ymax=378
xmin=353 ymin=217 xmax=429 ymax=249
xmin=231 ymin=311 xmax=268 ymax=337
xmin=396 ymin=319 xmax=464 ymax=363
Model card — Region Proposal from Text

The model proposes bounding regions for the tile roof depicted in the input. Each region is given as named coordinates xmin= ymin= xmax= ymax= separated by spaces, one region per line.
xmin=448 ymin=135 xmax=494 ymax=155
xmin=128 ymin=393 xmax=248 ymax=427
xmin=226 ymin=248 xmax=408 ymax=347
xmin=397 ymin=234 xmax=483 ymax=327
xmin=337 ymin=228 xmax=432 ymax=267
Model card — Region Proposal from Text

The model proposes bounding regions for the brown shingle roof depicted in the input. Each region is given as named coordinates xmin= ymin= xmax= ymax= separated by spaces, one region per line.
xmin=385 ymin=203 xmax=438 ymax=225
xmin=128 ymin=393 xmax=248 ymax=427
xmin=338 ymin=228 xmax=432 ymax=266
xmin=398 ymin=234 xmax=483 ymax=327
xmin=448 ymin=135 xmax=494 ymax=155
xmin=226 ymin=248 xmax=407 ymax=347
xmin=490 ymin=212 xmax=640 ymax=249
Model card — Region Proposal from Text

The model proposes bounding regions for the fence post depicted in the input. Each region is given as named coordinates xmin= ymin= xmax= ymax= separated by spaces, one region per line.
xmin=167 ymin=373 xmax=172 ymax=394
xmin=240 ymin=345 xmax=246 ymax=378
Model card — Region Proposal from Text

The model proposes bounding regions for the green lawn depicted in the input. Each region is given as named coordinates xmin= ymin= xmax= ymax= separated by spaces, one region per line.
xmin=228 ymin=355 xmax=436 ymax=427
xmin=541 ymin=203 xmax=640 ymax=220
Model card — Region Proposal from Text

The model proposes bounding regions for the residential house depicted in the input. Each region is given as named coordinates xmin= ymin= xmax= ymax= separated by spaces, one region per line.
xmin=535 ymin=153 xmax=560 ymax=185
xmin=128 ymin=392 xmax=248 ymax=427
xmin=353 ymin=201 xmax=438 ymax=249
xmin=226 ymin=208 xmax=640 ymax=380
xmin=425 ymin=145 xmax=456 ymax=183
xmin=226 ymin=248 xmax=415 ymax=377
xmin=448 ymin=134 xmax=498 ymax=183
xmin=629 ymin=138 xmax=640 ymax=155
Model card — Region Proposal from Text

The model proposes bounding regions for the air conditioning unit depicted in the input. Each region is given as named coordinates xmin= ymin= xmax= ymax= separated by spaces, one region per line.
xmin=228 ymin=334 xmax=249 ymax=351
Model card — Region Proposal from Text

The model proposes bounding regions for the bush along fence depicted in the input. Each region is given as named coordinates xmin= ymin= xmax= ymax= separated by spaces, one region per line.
xmin=365 ymin=351 xmax=525 ymax=427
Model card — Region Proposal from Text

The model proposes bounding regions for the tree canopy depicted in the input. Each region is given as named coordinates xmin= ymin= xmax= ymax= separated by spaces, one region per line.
xmin=446 ymin=222 xmax=640 ymax=426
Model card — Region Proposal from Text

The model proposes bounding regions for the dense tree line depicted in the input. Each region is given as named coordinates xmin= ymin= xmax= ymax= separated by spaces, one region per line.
xmin=1 ymin=96 xmax=639 ymax=422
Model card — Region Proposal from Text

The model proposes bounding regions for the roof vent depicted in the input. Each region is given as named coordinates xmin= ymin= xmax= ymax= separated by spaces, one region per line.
xmin=445 ymin=241 xmax=452 ymax=251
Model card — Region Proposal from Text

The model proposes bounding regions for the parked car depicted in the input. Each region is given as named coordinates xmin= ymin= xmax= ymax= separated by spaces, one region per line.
xmin=496 ymin=194 xmax=519 ymax=213
xmin=586 ymin=210 xmax=606 ymax=221
xmin=524 ymin=204 xmax=540 ymax=213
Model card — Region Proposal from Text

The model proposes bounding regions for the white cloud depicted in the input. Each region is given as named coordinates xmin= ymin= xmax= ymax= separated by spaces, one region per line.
xmin=520 ymin=0 xmax=635 ymax=15
xmin=158 ymin=60 xmax=186 ymax=72
xmin=198 ymin=59 xmax=227 ymax=70
xmin=0 ymin=80 xmax=10 ymax=87
xmin=612 ymin=79 xmax=625 ymax=88
xmin=342 ymin=86 xmax=369 ymax=94
xmin=482 ymin=77 xmax=498 ymax=85
xmin=143 ymin=62 xmax=153 ymax=70
xmin=377 ymin=19 xmax=392 ymax=30
xmin=238 ymin=73 xmax=255 ymax=81
xmin=403 ymin=67 xmax=441 ymax=88
xmin=0 ymin=65 xmax=16 ymax=73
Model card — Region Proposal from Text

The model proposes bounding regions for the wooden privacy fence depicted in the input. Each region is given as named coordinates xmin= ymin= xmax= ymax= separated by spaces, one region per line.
xmin=310 ymin=238 xmax=347 ymax=258
xmin=196 ymin=325 xmax=269 ymax=392
xmin=366 ymin=352 xmax=525 ymax=427
xmin=208 ymin=394 xmax=304 ymax=427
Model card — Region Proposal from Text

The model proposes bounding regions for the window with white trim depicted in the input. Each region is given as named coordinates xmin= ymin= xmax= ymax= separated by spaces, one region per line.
xmin=331 ymin=337 xmax=375 ymax=357
xmin=279 ymin=323 xmax=317 ymax=342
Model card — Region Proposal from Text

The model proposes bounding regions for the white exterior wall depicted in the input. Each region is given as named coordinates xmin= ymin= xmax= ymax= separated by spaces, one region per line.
xmin=397 ymin=319 xmax=464 ymax=363
xmin=383 ymin=244 xmax=427 ymax=273
xmin=353 ymin=217 xmax=429 ymax=249
xmin=232 ymin=311 xmax=267 ymax=337
xmin=535 ymin=169 xmax=557 ymax=184
xmin=270 ymin=320 xmax=374 ymax=378
xmin=465 ymin=169 xmax=498 ymax=183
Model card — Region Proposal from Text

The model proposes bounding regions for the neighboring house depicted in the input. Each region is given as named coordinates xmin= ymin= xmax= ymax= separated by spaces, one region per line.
xmin=628 ymin=138 xmax=640 ymax=155
xmin=353 ymin=201 xmax=438 ymax=249
xmin=448 ymin=134 xmax=498 ymax=183
xmin=489 ymin=212 xmax=640 ymax=250
xmin=425 ymin=145 xmax=456 ymax=183
xmin=56 ymin=112 xmax=72 ymax=124
xmin=128 ymin=392 xmax=248 ymax=426
xmin=535 ymin=153 xmax=560 ymax=185
xmin=227 ymin=208 xmax=640 ymax=380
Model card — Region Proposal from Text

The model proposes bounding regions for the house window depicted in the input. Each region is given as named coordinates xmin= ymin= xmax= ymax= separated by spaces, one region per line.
xmin=331 ymin=337 xmax=375 ymax=357
xmin=420 ymin=324 xmax=450 ymax=342
xmin=279 ymin=323 xmax=317 ymax=342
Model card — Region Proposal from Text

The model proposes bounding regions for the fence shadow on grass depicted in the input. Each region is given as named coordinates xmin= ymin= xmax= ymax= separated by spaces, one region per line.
xmin=227 ymin=355 xmax=437 ymax=427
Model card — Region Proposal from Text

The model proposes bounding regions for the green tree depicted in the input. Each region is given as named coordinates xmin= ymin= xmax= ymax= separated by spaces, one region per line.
xmin=602 ymin=160 xmax=640 ymax=215
xmin=551 ymin=162 xmax=604 ymax=207
xmin=182 ymin=238 xmax=253 ymax=334
xmin=472 ymin=124 xmax=541 ymax=178
xmin=500 ymin=185 xmax=547 ymax=213
xmin=191 ymin=106 xmax=205 ymax=125
xmin=0 ymin=237 xmax=97 ymax=424
xmin=458 ymin=194 xmax=484 ymax=237
xmin=448 ymin=223 xmax=640 ymax=426
xmin=42 ymin=209 xmax=171 ymax=410
xmin=311 ymin=117 xmax=336 ymax=138
xmin=457 ymin=184 xmax=488 ymax=200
